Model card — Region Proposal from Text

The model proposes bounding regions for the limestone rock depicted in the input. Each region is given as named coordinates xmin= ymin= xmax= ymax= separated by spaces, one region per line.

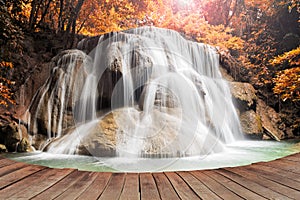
xmin=139 ymin=85 xmax=179 ymax=110
xmin=0 ymin=122 xmax=31 ymax=152
xmin=17 ymin=138 xmax=30 ymax=152
xmin=240 ymin=110 xmax=263 ymax=139
xmin=31 ymin=134 xmax=48 ymax=150
xmin=257 ymin=99 xmax=285 ymax=141
xmin=262 ymin=134 xmax=272 ymax=140
xmin=46 ymin=107 xmax=188 ymax=157
xmin=219 ymin=67 xmax=234 ymax=81
xmin=78 ymin=112 xmax=118 ymax=157
xmin=28 ymin=50 xmax=86 ymax=138
xmin=230 ymin=82 xmax=257 ymax=112
xmin=0 ymin=144 xmax=7 ymax=153
xmin=229 ymin=82 xmax=287 ymax=140
xmin=0 ymin=122 xmax=21 ymax=151
xmin=77 ymin=36 xmax=100 ymax=54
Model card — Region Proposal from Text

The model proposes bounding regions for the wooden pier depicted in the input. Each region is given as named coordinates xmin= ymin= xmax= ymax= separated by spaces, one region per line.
xmin=0 ymin=153 xmax=300 ymax=199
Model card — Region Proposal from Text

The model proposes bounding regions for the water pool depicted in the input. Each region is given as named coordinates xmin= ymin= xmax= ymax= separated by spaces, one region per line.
xmin=4 ymin=140 xmax=300 ymax=172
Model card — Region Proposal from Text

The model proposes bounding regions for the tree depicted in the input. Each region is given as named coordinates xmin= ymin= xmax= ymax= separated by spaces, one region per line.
xmin=0 ymin=0 xmax=21 ymax=106
xmin=143 ymin=0 xmax=244 ymax=52
xmin=77 ymin=0 xmax=149 ymax=35
xmin=201 ymin=0 xmax=239 ymax=26
xmin=271 ymin=47 xmax=300 ymax=102
xmin=0 ymin=62 xmax=15 ymax=107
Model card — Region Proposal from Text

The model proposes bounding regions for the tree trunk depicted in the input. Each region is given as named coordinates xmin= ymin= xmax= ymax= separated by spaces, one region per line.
xmin=36 ymin=0 xmax=53 ymax=28
xmin=66 ymin=0 xmax=85 ymax=34
xmin=29 ymin=0 xmax=38 ymax=29
xmin=58 ymin=0 xmax=64 ymax=31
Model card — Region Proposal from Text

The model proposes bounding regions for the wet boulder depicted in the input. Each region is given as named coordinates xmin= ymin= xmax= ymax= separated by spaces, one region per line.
xmin=0 ymin=144 xmax=7 ymax=153
xmin=0 ymin=122 xmax=31 ymax=152
xmin=77 ymin=112 xmax=118 ymax=157
xmin=230 ymin=82 xmax=257 ymax=112
xmin=240 ymin=110 xmax=263 ymax=139
xmin=256 ymin=99 xmax=285 ymax=140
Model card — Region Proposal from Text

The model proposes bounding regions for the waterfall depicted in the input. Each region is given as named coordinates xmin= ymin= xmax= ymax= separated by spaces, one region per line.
xmin=27 ymin=26 xmax=243 ymax=157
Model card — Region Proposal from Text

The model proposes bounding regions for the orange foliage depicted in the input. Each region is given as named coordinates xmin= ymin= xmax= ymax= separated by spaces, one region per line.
xmin=78 ymin=0 xmax=148 ymax=35
xmin=0 ymin=61 xmax=15 ymax=106
xmin=270 ymin=46 xmax=300 ymax=66
xmin=146 ymin=0 xmax=244 ymax=51
xmin=273 ymin=67 xmax=300 ymax=102
xmin=271 ymin=47 xmax=300 ymax=102
xmin=72 ymin=0 xmax=244 ymax=52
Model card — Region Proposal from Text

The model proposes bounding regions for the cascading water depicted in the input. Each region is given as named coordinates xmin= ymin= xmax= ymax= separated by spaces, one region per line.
xmin=26 ymin=26 xmax=243 ymax=159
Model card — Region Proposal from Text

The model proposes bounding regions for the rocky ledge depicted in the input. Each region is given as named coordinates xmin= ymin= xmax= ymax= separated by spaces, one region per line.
xmin=230 ymin=82 xmax=286 ymax=140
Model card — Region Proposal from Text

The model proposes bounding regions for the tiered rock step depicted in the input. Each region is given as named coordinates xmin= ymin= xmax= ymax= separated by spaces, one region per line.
xmin=0 ymin=153 xmax=300 ymax=199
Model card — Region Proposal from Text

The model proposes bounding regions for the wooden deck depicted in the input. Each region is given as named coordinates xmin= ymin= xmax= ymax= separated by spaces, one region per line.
xmin=0 ymin=153 xmax=300 ymax=199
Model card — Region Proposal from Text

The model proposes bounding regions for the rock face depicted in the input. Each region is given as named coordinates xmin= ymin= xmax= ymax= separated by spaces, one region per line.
xmin=230 ymin=82 xmax=257 ymax=112
xmin=0 ymin=121 xmax=31 ymax=152
xmin=239 ymin=110 xmax=263 ymax=138
xmin=139 ymin=85 xmax=180 ymax=110
xmin=46 ymin=107 xmax=213 ymax=157
xmin=230 ymin=81 xmax=285 ymax=140
xmin=77 ymin=112 xmax=118 ymax=157
xmin=0 ymin=144 xmax=7 ymax=153
xmin=28 ymin=50 xmax=87 ymax=141
xmin=230 ymin=82 xmax=262 ymax=139
xmin=256 ymin=99 xmax=285 ymax=140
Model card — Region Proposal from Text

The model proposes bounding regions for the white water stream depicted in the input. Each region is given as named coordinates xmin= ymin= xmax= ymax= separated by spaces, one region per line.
xmin=27 ymin=27 xmax=243 ymax=159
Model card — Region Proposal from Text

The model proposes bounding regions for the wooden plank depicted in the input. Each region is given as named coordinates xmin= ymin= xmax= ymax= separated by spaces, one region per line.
xmin=165 ymin=172 xmax=200 ymax=200
xmin=98 ymin=173 xmax=126 ymax=200
xmin=258 ymin=159 xmax=300 ymax=174
xmin=0 ymin=153 xmax=299 ymax=200
xmin=0 ymin=157 xmax=16 ymax=168
xmin=153 ymin=172 xmax=179 ymax=200
xmin=0 ymin=164 xmax=45 ymax=190
xmin=220 ymin=168 xmax=293 ymax=199
xmin=140 ymin=173 xmax=161 ymax=200
xmin=258 ymin=160 xmax=291 ymax=171
xmin=281 ymin=153 xmax=300 ymax=162
xmin=202 ymin=170 xmax=267 ymax=200
xmin=270 ymin=159 xmax=300 ymax=174
xmin=0 ymin=161 xmax=28 ymax=177
xmin=31 ymin=170 xmax=86 ymax=200
xmin=217 ymin=168 xmax=287 ymax=199
xmin=5 ymin=168 xmax=74 ymax=199
xmin=76 ymin=172 xmax=112 ymax=200
xmin=119 ymin=173 xmax=140 ymax=200
xmin=54 ymin=172 xmax=99 ymax=200
xmin=0 ymin=157 xmax=6 ymax=162
xmin=177 ymin=171 xmax=222 ymax=200
xmin=255 ymin=162 xmax=300 ymax=182
xmin=0 ymin=168 xmax=56 ymax=199
xmin=244 ymin=164 xmax=300 ymax=191
xmin=190 ymin=171 xmax=241 ymax=200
